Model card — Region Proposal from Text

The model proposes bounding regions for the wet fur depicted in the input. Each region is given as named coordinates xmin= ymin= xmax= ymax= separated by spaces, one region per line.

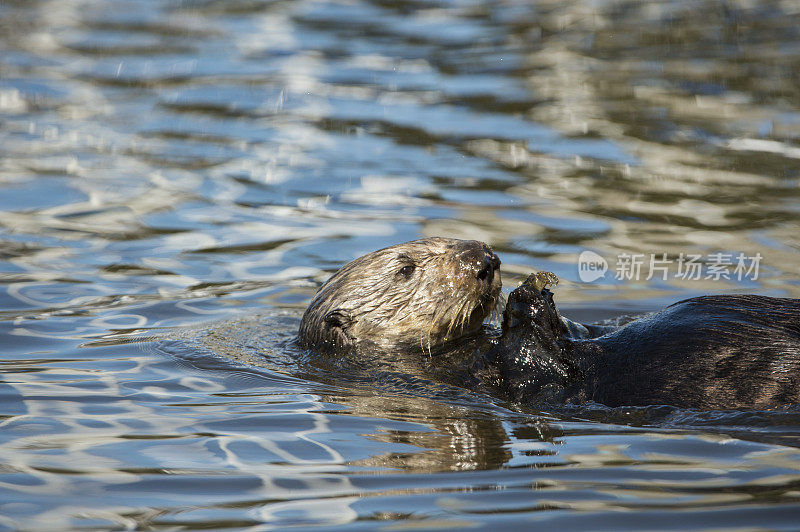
xmin=300 ymin=241 xmax=800 ymax=409
xmin=299 ymin=238 xmax=502 ymax=352
xmin=496 ymin=283 xmax=800 ymax=409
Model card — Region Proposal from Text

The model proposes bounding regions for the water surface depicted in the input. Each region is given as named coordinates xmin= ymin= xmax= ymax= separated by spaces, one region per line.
xmin=2 ymin=0 xmax=800 ymax=529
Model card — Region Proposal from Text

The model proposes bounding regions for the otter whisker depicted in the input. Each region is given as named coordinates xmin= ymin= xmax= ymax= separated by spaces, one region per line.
xmin=457 ymin=298 xmax=470 ymax=334
xmin=487 ymin=294 xmax=505 ymax=328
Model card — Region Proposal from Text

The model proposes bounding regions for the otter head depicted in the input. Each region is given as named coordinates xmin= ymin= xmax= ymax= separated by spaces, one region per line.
xmin=298 ymin=237 xmax=502 ymax=352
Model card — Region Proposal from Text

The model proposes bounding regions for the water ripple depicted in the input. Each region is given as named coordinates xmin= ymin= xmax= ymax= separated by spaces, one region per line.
xmin=1 ymin=0 xmax=800 ymax=528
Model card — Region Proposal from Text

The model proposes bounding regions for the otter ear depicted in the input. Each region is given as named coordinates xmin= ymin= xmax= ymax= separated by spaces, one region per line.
xmin=324 ymin=309 xmax=353 ymax=330
xmin=323 ymin=309 xmax=354 ymax=350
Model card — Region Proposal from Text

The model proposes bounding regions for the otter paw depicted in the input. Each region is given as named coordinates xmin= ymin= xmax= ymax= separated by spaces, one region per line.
xmin=523 ymin=271 xmax=559 ymax=292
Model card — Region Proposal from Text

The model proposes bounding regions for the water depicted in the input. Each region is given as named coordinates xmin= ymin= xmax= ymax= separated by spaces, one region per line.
xmin=2 ymin=0 xmax=800 ymax=529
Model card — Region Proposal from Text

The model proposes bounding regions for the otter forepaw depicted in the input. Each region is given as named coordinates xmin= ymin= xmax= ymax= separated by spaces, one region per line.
xmin=523 ymin=271 xmax=559 ymax=292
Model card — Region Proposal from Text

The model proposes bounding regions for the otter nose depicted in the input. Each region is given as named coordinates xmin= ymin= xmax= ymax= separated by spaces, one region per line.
xmin=477 ymin=251 xmax=501 ymax=282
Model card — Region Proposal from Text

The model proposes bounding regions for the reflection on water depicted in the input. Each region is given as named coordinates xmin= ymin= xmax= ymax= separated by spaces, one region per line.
xmin=1 ymin=0 xmax=800 ymax=529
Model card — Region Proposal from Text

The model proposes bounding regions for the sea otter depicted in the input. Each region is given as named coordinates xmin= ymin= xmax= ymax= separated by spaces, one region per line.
xmin=299 ymin=238 xmax=800 ymax=409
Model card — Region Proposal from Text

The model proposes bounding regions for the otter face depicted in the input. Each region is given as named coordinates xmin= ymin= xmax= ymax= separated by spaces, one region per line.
xmin=299 ymin=237 xmax=502 ymax=352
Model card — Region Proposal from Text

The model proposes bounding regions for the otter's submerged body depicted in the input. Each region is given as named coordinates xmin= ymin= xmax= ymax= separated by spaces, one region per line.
xmin=299 ymin=238 xmax=800 ymax=410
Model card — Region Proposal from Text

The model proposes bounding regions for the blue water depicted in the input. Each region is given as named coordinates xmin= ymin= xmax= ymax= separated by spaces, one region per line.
xmin=1 ymin=0 xmax=800 ymax=529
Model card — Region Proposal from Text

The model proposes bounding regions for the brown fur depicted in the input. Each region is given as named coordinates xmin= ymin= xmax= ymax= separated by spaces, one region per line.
xmin=299 ymin=238 xmax=502 ymax=352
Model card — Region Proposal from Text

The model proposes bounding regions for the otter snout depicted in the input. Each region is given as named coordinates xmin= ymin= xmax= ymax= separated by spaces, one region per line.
xmin=477 ymin=251 xmax=501 ymax=283
xmin=454 ymin=240 xmax=501 ymax=283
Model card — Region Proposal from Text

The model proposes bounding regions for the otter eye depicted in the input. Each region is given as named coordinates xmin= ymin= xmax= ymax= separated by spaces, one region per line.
xmin=397 ymin=264 xmax=415 ymax=279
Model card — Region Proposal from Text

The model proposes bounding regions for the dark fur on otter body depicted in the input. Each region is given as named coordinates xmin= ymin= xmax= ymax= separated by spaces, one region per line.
xmin=494 ymin=273 xmax=800 ymax=409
